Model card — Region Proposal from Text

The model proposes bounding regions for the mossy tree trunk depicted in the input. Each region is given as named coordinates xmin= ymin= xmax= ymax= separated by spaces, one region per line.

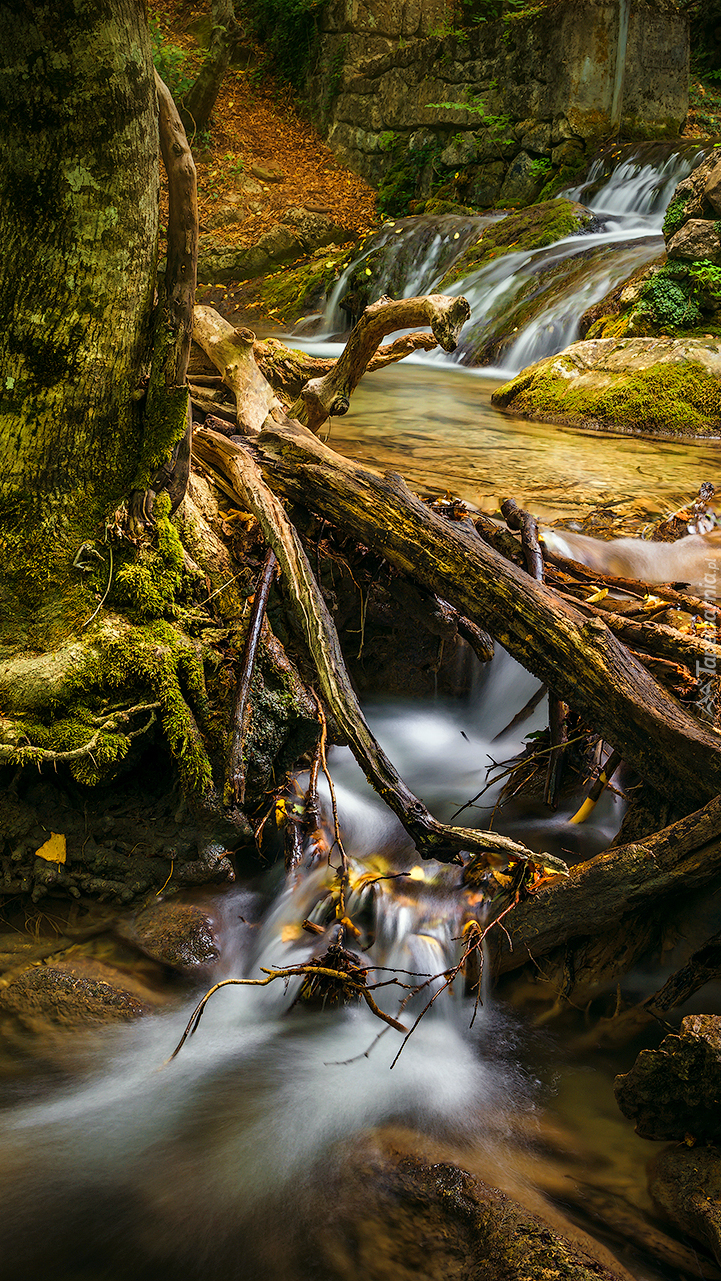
xmin=0 ymin=0 xmax=159 ymax=652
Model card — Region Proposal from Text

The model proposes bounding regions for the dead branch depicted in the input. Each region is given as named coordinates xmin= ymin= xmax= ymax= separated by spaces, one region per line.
xmin=289 ymin=294 xmax=471 ymax=433
xmin=228 ymin=548 xmax=277 ymax=805
xmin=194 ymin=428 xmax=565 ymax=873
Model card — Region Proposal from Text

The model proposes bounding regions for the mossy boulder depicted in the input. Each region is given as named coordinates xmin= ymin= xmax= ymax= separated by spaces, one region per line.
xmin=255 ymin=246 xmax=351 ymax=325
xmin=492 ymin=336 xmax=721 ymax=438
xmin=580 ymin=257 xmax=721 ymax=342
xmin=437 ymin=199 xmax=594 ymax=288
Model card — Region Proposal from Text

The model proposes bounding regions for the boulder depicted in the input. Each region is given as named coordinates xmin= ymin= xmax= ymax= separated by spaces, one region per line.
xmin=707 ymin=161 xmax=721 ymax=217
xmin=498 ymin=149 xmax=546 ymax=207
xmin=0 ymin=954 xmax=161 ymax=1030
xmin=492 ymin=336 xmax=721 ymax=437
xmin=119 ymin=899 xmax=220 ymax=970
xmin=281 ymin=206 xmax=353 ymax=251
xmin=615 ymin=1014 xmax=721 ymax=1141
xmin=667 ymin=218 xmax=721 ymax=266
xmin=649 ymin=1144 xmax=721 ymax=1266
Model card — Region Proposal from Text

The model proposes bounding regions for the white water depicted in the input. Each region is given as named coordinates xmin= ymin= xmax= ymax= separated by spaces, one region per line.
xmin=311 ymin=143 xmax=710 ymax=375
xmin=0 ymin=653 xmax=627 ymax=1280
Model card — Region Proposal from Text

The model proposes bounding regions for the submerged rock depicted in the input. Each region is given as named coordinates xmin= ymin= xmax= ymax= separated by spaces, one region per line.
xmin=119 ymin=898 xmax=220 ymax=970
xmin=492 ymin=336 xmax=721 ymax=437
xmin=615 ymin=1014 xmax=721 ymax=1141
xmin=649 ymin=1144 xmax=721 ymax=1267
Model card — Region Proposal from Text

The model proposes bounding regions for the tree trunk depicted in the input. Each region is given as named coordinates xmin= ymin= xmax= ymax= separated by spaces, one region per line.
xmin=0 ymin=0 xmax=158 ymax=651
xmin=181 ymin=0 xmax=239 ymax=137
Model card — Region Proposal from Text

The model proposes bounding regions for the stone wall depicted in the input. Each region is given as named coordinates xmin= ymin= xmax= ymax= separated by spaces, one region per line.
xmin=308 ymin=0 xmax=689 ymax=206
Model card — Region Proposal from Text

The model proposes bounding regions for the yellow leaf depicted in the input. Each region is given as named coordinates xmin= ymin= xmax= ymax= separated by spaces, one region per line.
xmin=408 ymin=866 xmax=425 ymax=881
xmin=35 ymin=832 xmax=66 ymax=865
xmin=281 ymin=924 xmax=303 ymax=943
xmin=585 ymin=587 xmax=608 ymax=604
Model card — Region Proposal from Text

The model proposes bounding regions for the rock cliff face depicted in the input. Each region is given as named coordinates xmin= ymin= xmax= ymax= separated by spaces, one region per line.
xmin=308 ymin=0 xmax=688 ymax=208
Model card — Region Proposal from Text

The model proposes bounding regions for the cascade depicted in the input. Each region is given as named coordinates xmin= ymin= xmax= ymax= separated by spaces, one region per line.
xmin=0 ymin=653 xmax=627 ymax=1280
xmin=314 ymin=142 xmax=711 ymax=375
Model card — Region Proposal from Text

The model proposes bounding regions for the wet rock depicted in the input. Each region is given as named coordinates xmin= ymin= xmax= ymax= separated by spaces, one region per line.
xmin=296 ymin=1143 xmax=629 ymax=1281
xmin=0 ymin=954 xmax=161 ymax=1030
xmin=667 ymin=218 xmax=721 ymax=266
xmin=706 ymin=161 xmax=721 ymax=217
xmin=198 ymin=209 xmax=354 ymax=284
xmin=492 ymin=336 xmax=721 ymax=438
xmin=121 ymin=899 xmax=219 ymax=970
xmin=649 ymin=1144 xmax=721 ymax=1266
xmin=499 ymin=149 xmax=547 ymax=207
xmin=615 ymin=1014 xmax=721 ymax=1141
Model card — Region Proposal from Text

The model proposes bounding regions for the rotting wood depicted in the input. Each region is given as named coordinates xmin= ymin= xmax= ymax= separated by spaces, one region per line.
xmin=489 ymin=793 xmax=721 ymax=976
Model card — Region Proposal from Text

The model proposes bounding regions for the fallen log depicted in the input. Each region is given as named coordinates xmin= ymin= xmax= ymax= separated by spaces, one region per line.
xmin=491 ymin=793 xmax=721 ymax=975
xmin=244 ymin=416 xmax=721 ymax=808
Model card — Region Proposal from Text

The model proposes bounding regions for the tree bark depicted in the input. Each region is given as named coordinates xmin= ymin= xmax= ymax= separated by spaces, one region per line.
xmin=0 ymin=0 xmax=158 ymax=650
xmin=181 ymin=0 xmax=239 ymax=137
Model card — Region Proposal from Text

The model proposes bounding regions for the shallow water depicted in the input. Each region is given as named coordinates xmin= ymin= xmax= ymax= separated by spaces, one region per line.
xmin=297 ymin=356 xmax=719 ymax=522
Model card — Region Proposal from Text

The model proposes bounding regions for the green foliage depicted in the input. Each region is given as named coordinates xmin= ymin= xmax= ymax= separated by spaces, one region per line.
xmin=427 ymin=92 xmax=511 ymax=133
xmin=149 ymin=16 xmax=194 ymax=104
xmin=662 ymin=191 xmax=691 ymax=239
xmin=238 ymin=0 xmax=324 ymax=90
xmin=377 ymin=139 xmax=441 ymax=218
xmin=528 ymin=157 xmax=552 ymax=178
xmin=642 ymin=272 xmax=701 ymax=329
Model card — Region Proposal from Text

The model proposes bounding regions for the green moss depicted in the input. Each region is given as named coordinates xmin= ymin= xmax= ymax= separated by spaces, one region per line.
xmin=438 ymin=200 xmax=592 ymax=287
xmin=132 ymin=321 xmax=189 ymax=491
xmin=377 ymin=139 xmax=441 ymax=218
xmin=495 ymin=357 xmax=721 ymax=437
xmin=113 ymin=492 xmax=184 ymax=618
xmin=662 ymin=191 xmax=691 ymax=239
xmin=257 ymin=248 xmax=348 ymax=323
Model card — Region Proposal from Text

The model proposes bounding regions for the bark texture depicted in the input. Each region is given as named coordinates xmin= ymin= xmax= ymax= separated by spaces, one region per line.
xmin=0 ymin=0 xmax=159 ymax=647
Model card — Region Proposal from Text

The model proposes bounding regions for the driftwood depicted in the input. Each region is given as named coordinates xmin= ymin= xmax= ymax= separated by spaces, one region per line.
xmin=194 ymin=426 xmax=560 ymax=872
xmin=288 ymin=294 xmax=471 ymax=433
xmin=191 ymin=296 xmax=721 ymax=996
xmin=246 ymin=416 xmax=721 ymax=808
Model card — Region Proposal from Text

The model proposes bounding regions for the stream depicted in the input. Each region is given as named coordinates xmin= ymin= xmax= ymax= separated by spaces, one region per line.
xmin=2 ymin=144 xmax=721 ymax=1280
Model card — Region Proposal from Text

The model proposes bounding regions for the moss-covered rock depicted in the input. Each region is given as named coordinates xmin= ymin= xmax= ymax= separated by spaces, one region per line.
xmin=492 ymin=336 xmax=721 ymax=438
xmin=581 ymin=257 xmax=721 ymax=342
xmin=438 ymin=198 xmax=593 ymax=287
xmin=254 ymin=246 xmax=350 ymax=325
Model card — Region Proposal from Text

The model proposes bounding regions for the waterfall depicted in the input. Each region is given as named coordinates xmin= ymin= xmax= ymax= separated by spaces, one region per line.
xmin=310 ymin=142 xmax=711 ymax=375
xmin=0 ymin=652 xmax=623 ymax=1279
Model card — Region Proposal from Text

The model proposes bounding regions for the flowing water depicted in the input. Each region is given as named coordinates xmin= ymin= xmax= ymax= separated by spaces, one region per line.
xmin=319 ymin=140 xmax=712 ymax=373
xmin=4 ymin=145 xmax=721 ymax=1280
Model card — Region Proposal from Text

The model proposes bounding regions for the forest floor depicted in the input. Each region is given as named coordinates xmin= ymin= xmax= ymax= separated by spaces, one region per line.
xmin=150 ymin=0 xmax=379 ymax=255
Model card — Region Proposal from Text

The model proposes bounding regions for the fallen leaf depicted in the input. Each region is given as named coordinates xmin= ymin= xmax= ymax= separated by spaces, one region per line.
xmin=35 ymin=832 xmax=66 ymax=864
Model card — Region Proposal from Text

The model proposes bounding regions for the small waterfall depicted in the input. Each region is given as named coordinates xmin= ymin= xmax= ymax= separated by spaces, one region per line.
xmin=0 ymin=651 xmax=623 ymax=1279
xmin=311 ymin=141 xmax=711 ymax=375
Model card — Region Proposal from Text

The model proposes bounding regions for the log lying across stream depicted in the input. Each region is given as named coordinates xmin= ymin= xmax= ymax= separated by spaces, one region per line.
xmin=190 ymin=296 xmax=721 ymax=980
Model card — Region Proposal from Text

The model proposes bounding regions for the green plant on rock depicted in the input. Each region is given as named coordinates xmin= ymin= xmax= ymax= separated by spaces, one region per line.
xmin=641 ymin=270 xmax=701 ymax=330
xmin=149 ymin=16 xmax=195 ymax=104
xmin=662 ymin=191 xmax=691 ymax=239
xmin=377 ymin=139 xmax=443 ymax=217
